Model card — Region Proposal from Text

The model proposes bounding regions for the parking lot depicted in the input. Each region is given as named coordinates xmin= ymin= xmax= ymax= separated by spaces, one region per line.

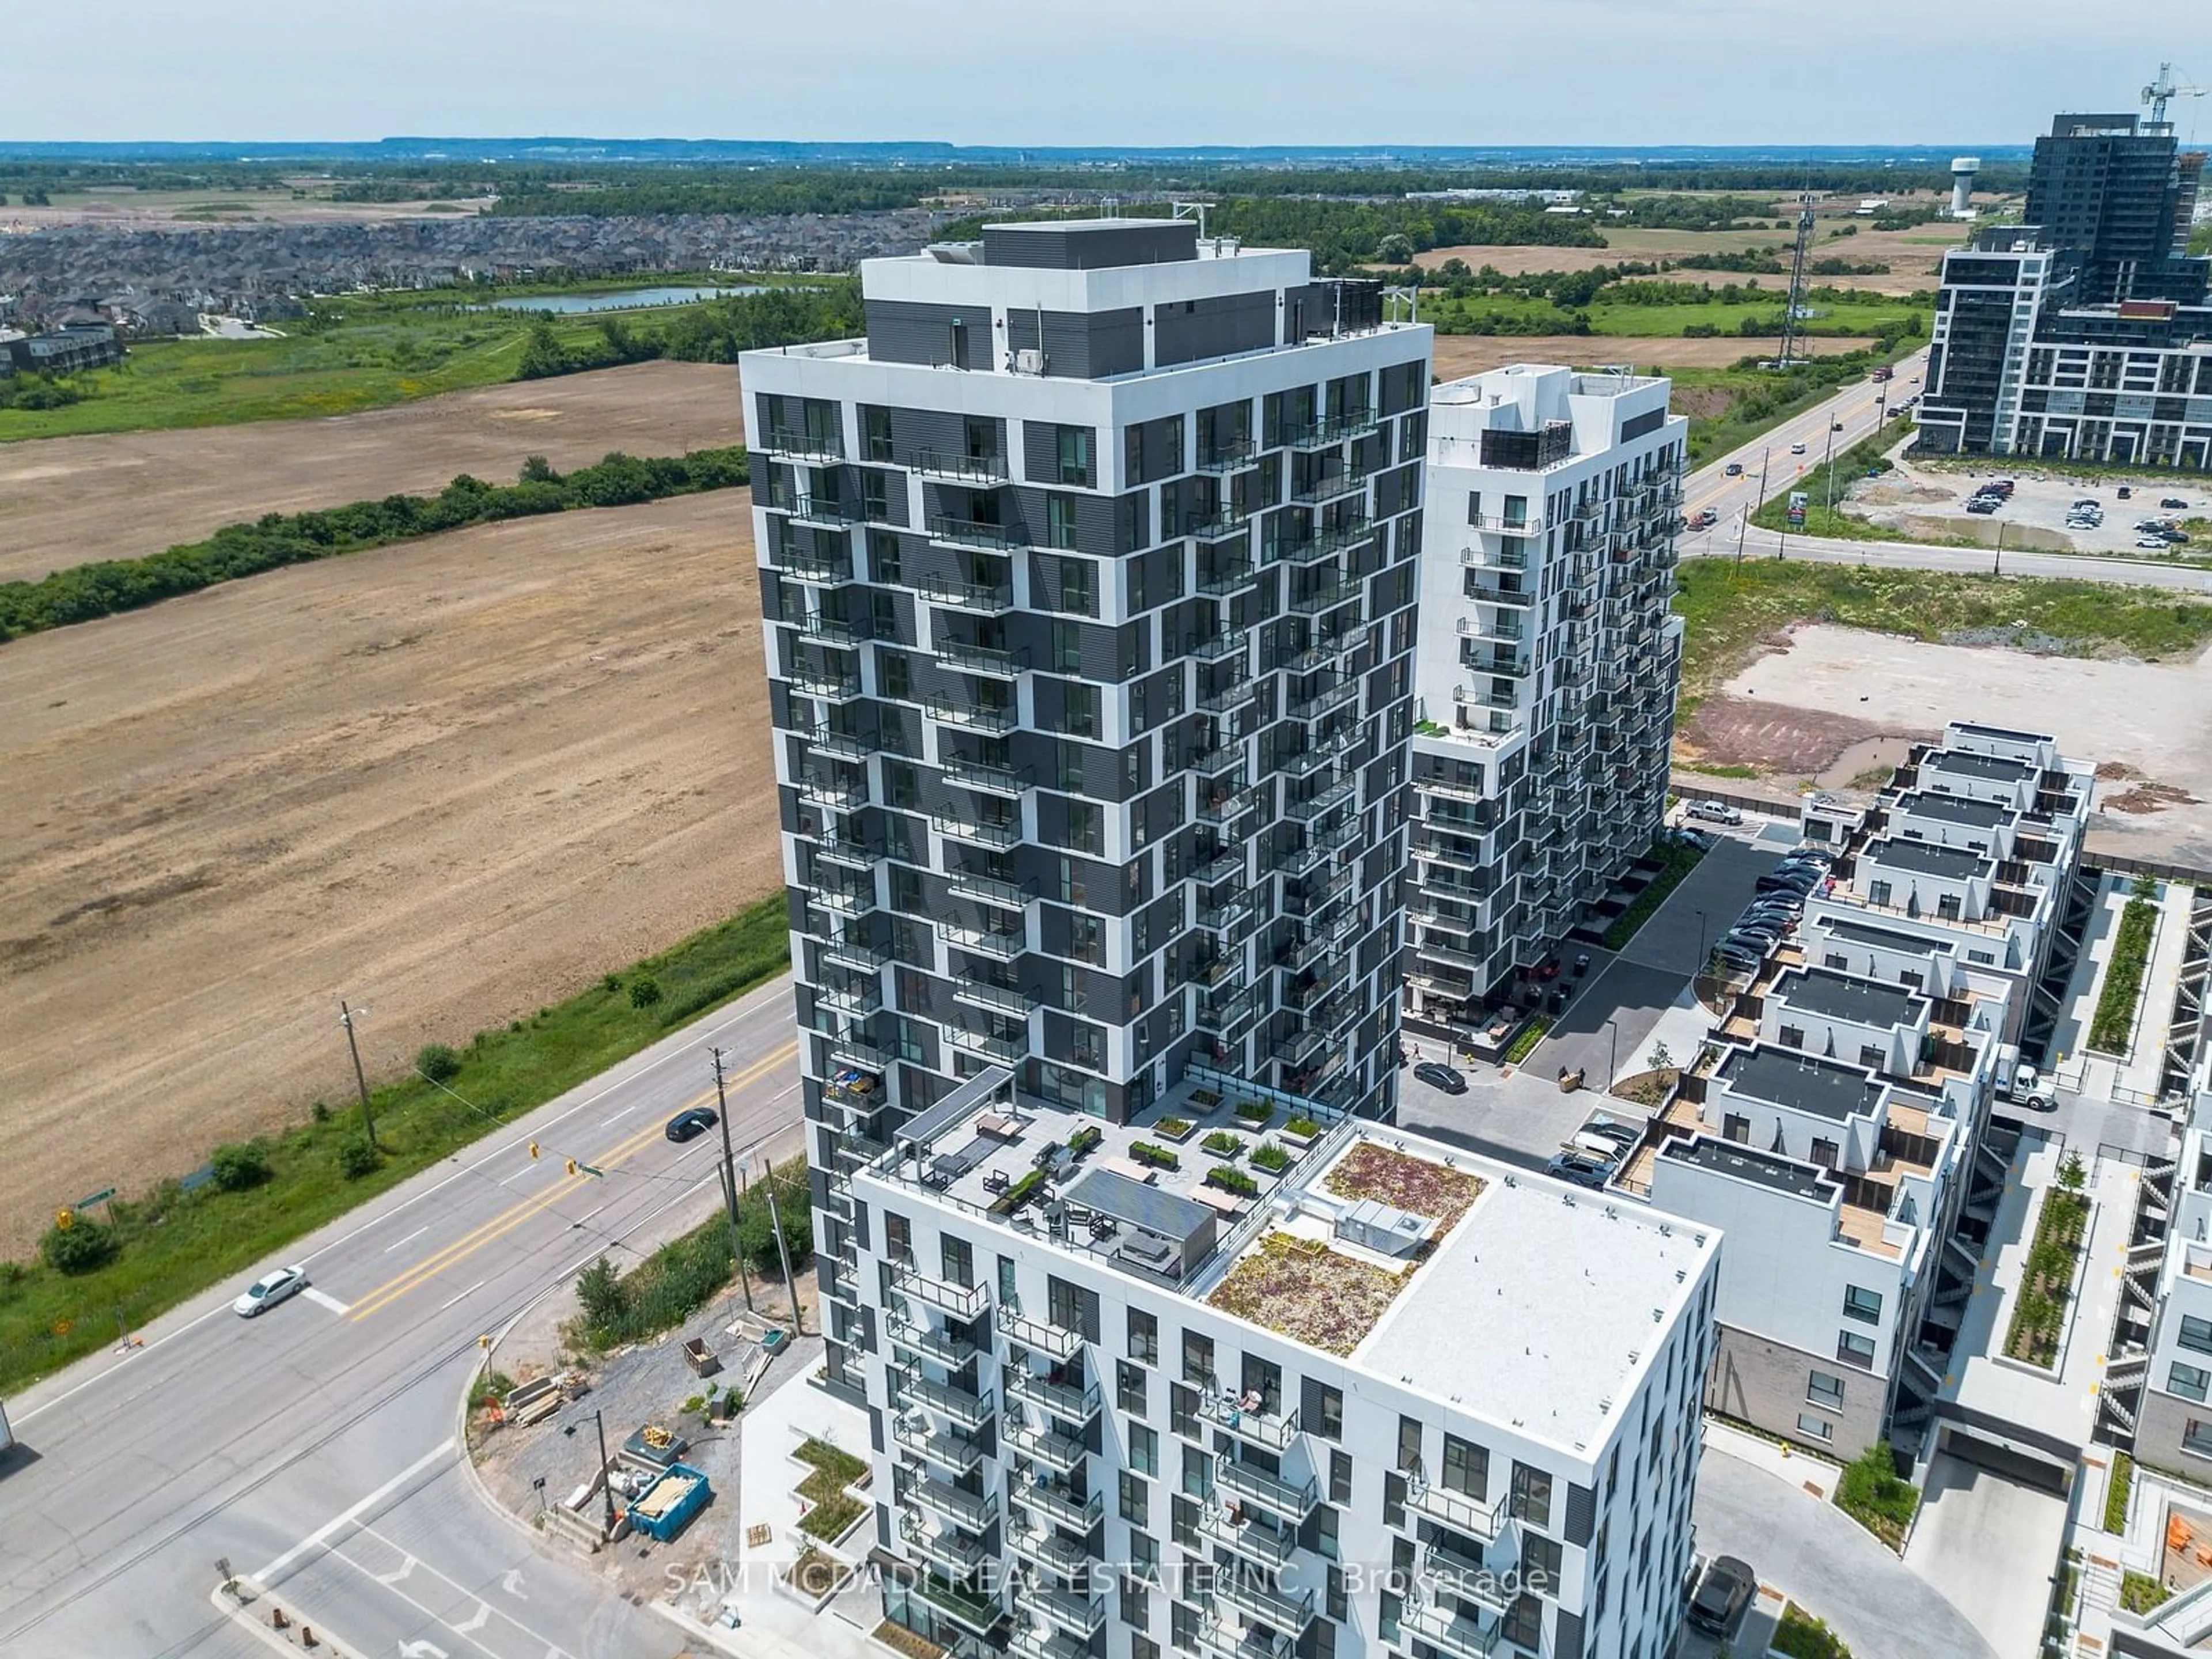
xmin=1396 ymin=815 xmax=1806 ymax=1173
xmin=1848 ymin=452 xmax=2206 ymax=554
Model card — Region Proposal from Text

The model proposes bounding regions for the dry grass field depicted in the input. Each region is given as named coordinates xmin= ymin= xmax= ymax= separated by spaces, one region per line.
xmin=1417 ymin=219 xmax=1972 ymax=293
xmin=0 ymin=491 xmax=777 ymax=1253
xmin=0 ymin=361 xmax=744 ymax=583
xmin=1429 ymin=335 xmax=1880 ymax=378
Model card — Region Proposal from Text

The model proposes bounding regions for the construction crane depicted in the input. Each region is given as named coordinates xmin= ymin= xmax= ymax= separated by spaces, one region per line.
xmin=2143 ymin=62 xmax=2205 ymax=128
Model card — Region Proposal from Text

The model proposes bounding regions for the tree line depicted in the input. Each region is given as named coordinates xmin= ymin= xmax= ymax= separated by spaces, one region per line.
xmin=516 ymin=279 xmax=865 ymax=378
xmin=0 ymin=446 xmax=748 ymax=642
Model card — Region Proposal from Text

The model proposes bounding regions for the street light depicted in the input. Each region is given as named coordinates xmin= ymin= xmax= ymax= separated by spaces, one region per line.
xmin=1600 ymin=1016 xmax=1620 ymax=1093
xmin=1695 ymin=908 xmax=1709 ymax=975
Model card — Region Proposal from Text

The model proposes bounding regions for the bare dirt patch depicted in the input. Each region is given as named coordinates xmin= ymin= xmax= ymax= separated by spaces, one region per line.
xmin=0 ymin=361 xmax=744 ymax=583
xmin=1430 ymin=335 xmax=1878 ymax=380
xmin=0 ymin=493 xmax=775 ymax=1252
xmin=1679 ymin=692 xmax=1933 ymax=781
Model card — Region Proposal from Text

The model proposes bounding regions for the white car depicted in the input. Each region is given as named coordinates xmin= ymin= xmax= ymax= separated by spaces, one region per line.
xmin=1789 ymin=442 xmax=1808 ymax=455
xmin=234 ymin=1265 xmax=309 ymax=1317
xmin=2139 ymin=536 xmax=2174 ymax=550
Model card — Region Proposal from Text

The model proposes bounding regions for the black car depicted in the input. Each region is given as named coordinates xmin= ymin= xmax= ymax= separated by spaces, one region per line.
xmin=1756 ymin=873 xmax=1820 ymax=897
xmin=1688 ymin=1555 xmax=1756 ymax=1637
xmin=2162 ymin=497 xmax=2191 ymax=510
xmin=665 ymin=1106 xmax=720 ymax=1143
xmin=1413 ymin=1062 xmax=1468 ymax=1096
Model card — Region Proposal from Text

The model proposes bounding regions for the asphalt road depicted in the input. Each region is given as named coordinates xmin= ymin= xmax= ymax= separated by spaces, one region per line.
xmin=0 ymin=973 xmax=808 ymax=1659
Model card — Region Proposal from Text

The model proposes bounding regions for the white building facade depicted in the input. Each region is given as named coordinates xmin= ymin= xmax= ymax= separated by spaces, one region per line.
xmin=1402 ymin=366 xmax=1685 ymax=1027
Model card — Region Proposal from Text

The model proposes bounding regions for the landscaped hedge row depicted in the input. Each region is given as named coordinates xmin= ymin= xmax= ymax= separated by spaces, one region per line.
xmin=2089 ymin=877 xmax=2160 ymax=1054
xmin=0 ymin=445 xmax=749 ymax=642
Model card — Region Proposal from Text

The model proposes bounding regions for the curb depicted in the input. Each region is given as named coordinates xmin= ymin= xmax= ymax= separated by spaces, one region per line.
xmin=209 ymin=1579 xmax=363 ymax=1659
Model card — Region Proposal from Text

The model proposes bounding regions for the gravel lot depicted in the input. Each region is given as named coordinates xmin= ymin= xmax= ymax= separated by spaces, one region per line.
xmin=1728 ymin=624 xmax=2212 ymax=862
xmin=1846 ymin=453 xmax=2209 ymax=558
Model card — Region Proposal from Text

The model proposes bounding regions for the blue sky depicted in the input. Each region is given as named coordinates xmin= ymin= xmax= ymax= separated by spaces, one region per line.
xmin=6 ymin=1 xmax=2210 ymax=147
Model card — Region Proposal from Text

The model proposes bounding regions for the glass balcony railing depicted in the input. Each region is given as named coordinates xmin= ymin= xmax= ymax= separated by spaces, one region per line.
xmin=1013 ymin=1480 xmax=1101 ymax=1533
xmin=1005 ymin=1370 xmax=1101 ymax=1423
xmin=908 ymin=449 xmax=1010 ymax=484
xmin=1214 ymin=1458 xmax=1320 ymax=1522
xmin=945 ymin=1026 xmax=1026 ymax=1066
xmin=1002 ymin=1414 xmax=1088 ymax=1474
xmin=933 ymin=811 xmax=1022 ymax=850
xmin=901 ymin=1469 xmax=998 ymax=1532
xmin=892 ymin=1266 xmax=990 ymax=1321
xmin=893 ymin=1414 xmax=987 ymax=1478
xmin=922 ymin=575 xmax=1016 ymax=615
xmin=929 ymin=514 xmax=1029 ymax=552
xmin=1198 ymin=1503 xmax=1296 ymax=1566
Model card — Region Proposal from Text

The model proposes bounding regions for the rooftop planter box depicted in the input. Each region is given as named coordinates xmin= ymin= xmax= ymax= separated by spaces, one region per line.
xmin=1251 ymin=1142 xmax=1294 ymax=1175
xmin=1280 ymin=1116 xmax=1322 ymax=1149
xmin=1207 ymin=1164 xmax=1261 ymax=1199
xmin=1233 ymin=1100 xmax=1272 ymax=1127
xmin=1156 ymin=1117 xmax=1195 ymax=1143
xmin=1202 ymin=1130 xmax=1246 ymax=1159
xmin=1066 ymin=1125 xmax=1104 ymax=1157
xmin=1130 ymin=1141 xmax=1180 ymax=1172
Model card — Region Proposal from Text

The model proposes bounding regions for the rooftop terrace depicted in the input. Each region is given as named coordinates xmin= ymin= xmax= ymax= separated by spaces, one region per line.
xmin=1895 ymin=790 xmax=2012 ymax=830
xmin=1863 ymin=838 xmax=1991 ymax=882
xmin=1772 ymin=965 xmax=1924 ymax=1032
xmin=1718 ymin=1045 xmax=1886 ymax=1124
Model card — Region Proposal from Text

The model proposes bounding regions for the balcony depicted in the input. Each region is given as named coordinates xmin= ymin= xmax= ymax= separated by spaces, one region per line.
xmin=1006 ymin=1370 xmax=1101 ymax=1424
xmin=908 ymin=449 xmax=1010 ymax=486
xmin=821 ymin=937 xmax=891 ymax=973
xmin=1455 ymin=613 xmax=1524 ymax=647
xmin=945 ymin=1025 xmax=1026 ymax=1066
xmin=1470 ymin=510 xmax=1542 ymax=537
xmin=781 ymin=547 xmax=856 ymax=586
xmin=1211 ymin=1569 xmax=1316 ymax=1631
xmin=888 ymin=1310 xmax=979 ymax=1372
xmin=1002 ymin=1414 xmax=1088 ymax=1472
xmin=793 ymin=612 xmax=870 ymax=646
xmin=1289 ymin=580 xmax=1362 ymax=617
xmin=803 ymin=724 xmax=876 ymax=763
xmin=922 ymin=575 xmax=1016 ymax=616
xmin=1463 ymin=580 xmax=1536 ymax=607
xmin=893 ymin=1264 xmax=992 ymax=1321
xmin=926 ymin=696 xmax=1018 ymax=735
xmin=1192 ymin=628 xmax=1250 ymax=663
xmin=1198 ymin=675 xmax=1262 ymax=715
xmin=1405 ymin=1476 xmax=1504 ymax=1541
xmin=1196 ymin=786 xmax=1260 ymax=826
xmin=900 ymin=1513 xmax=986 ymax=1575
xmin=798 ymin=772 xmax=870 ymax=811
xmin=903 ymin=1471 xmax=998 ymax=1532
xmin=953 ymin=980 xmax=1039 ymax=1018
xmin=1192 ymin=742 xmax=1247 ymax=778
xmin=1214 ymin=1459 xmax=1319 ymax=1522
xmin=929 ymin=514 xmax=1029 ymax=552
xmin=789 ymin=667 xmax=863 ymax=702
xmin=1286 ymin=412 xmax=1376 ymax=449
xmin=1198 ymin=892 xmax=1261 ymax=934
xmin=946 ymin=868 xmax=1032 ymax=910
xmin=1196 ymin=439 xmax=1260 ymax=474
xmin=931 ymin=638 xmax=1024 ymax=678
xmin=1289 ymin=471 xmax=1370 ymax=507
xmin=1197 ymin=847 xmax=1247 ymax=887
xmin=914 ymin=1571 xmax=1006 ymax=1638
xmin=1287 ymin=776 xmax=1358 ymax=821
xmin=1198 ymin=1504 xmax=1297 ymax=1567
xmin=1422 ymin=1539 xmax=1510 ymax=1617
xmin=1031 ymin=1584 xmax=1107 ymax=1639
xmin=1010 ymin=1628 xmax=1092 ymax=1659
xmin=941 ymin=756 xmax=1032 ymax=797
xmin=1007 ymin=1515 xmax=1094 ymax=1577
xmin=791 ymin=493 xmax=864 ymax=529
xmin=1186 ymin=509 xmax=1253 ymax=543
xmin=1199 ymin=1624 xmax=1294 ymax=1659
xmin=1287 ymin=680 xmax=1361 ymax=726
xmin=1400 ymin=1593 xmax=1500 ymax=1659
xmin=933 ymin=810 xmax=1021 ymax=850
xmin=766 ymin=427 xmax=844 ymax=463
xmin=939 ymin=919 xmax=1029 ymax=961
xmin=811 ymin=834 xmax=880 ymax=872
xmin=1198 ymin=561 xmax=1260 ymax=598
xmin=815 ymin=880 xmax=879 ymax=918
xmin=816 ymin=983 xmax=882 ymax=1018
xmin=1014 ymin=1480 xmax=1103 ymax=1533
xmin=998 ymin=1306 xmax=1085 ymax=1359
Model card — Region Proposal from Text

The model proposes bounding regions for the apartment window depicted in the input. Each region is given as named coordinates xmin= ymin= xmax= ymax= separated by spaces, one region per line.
xmin=1170 ymin=1599 xmax=1201 ymax=1652
xmin=1382 ymin=1471 xmax=1407 ymax=1529
xmin=1843 ymin=1285 xmax=1883 ymax=1325
xmin=1056 ymin=426 xmax=1093 ymax=487
xmin=880 ymin=651 xmax=910 ymax=703
xmin=1807 ymin=1370 xmax=1846 ymax=1410
xmin=1870 ymin=880 xmax=1893 ymax=906
xmin=1810 ymin=1138 xmax=1839 ymax=1168
xmin=1118 ymin=1359 xmax=1147 ymax=1416
xmin=1070 ymin=1022 xmax=1103 ymax=1071
xmin=1130 ymin=1533 xmax=1161 ymax=1588
xmin=2184 ymin=1317 xmax=2212 ymax=1356
xmin=1779 ymin=1024 xmax=1805 ymax=1050
xmin=998 ymin=1256 xmax=1017 ymax=1305
xmin=1937 ymin=894 xmax=1963 ymax=921
xmin=1171 ymin=1494 xmax=1200 ymax=1551
xmin=1170 ymin=1381 xmax=1199 ymax=1438
xmin=1824 ymin=952 xmax=1850 ymax=971
xmin=1503 ymin=1594 xmax=1543 ymax=1651
xmin=884 ymin=1211 xmax=911 ymax=1263
xmin=1130 ymin=1421 xmax=1160 ymax=1476
xmin=1509 ymin=1461 xmax=1552 ymax=1530
xmin=1119 ymin=1578 xmax=1149 ymax=1630
xmin=2173 ymin=1363 xmax=2212 ymax=1404
xmin=1050 ymin=618 xmax=1082 ymax=674
xmin=1837 ymin=1330 xmax=1878 ymax=1369
xmin=863 ymin=406 xmax=893 ymax=464
xmin=1796 ymin=1412 xmax=1835 ymax=1444
xmin=1047 ymin=1274 xmax=1083 ymax=1335
xmin=940 ymin=1234 xmax=972 ymax=1289
xmin=1313 ymin=1382 xmax=1343 ymax=1441
xmin=1442 ymin=1434 xmax=1488 ymax=1498
xmin=1325 ymin=1563 xmax=1347 ymax=1620
xmin=1059 ymin=557 xmax=1099 ymax=617
xmin=1180 ymin=1444 xmax=1211 ymax=1499
xmin=862 ymin=470 xmax=891 ymax=522
xmin=1379 ymin=1590 xmax=1403 ymax=1644
xmin=1064 ymin=683 xmax=1101 ymax=740
xmin=1070 ymin=914 xmax=1105 ymax=967
xmin=1128 ymin=1308 xmax=1159 ymax=1365
xmin=1465 ymin=491 xmax=1483 ymax=525
xmin=1396 ymin=1414 xmax=1422 ymax=1472
xmin=1119 ymin=1470 xmax=1149 ymax=1528
xmin=869 ymin=529 xmax=902 ymax=585
xmin=1183 ymin=1329 xmax=1215 ymax=1385
xmin=1524 ymin=1534 xmax=1563 ymax=1594
xmin=2186 ymin=1420 xmax=2212 ymax=1461
xmin=1047 ymin=494 xmax=1079 ymax=551
xmin=1858 ymin=1044 xmax=1885 ymax=1071
xmin=1969 ymin=949 xmax=1995 ymax=965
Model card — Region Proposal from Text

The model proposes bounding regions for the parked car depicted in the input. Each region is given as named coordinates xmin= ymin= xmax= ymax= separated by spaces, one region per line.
xmin=1685 ymin=800 xmax=1744 ymax=826
xmin=233 ymin=1266 xmax=309 ymax=1319
xmin=665 ymin=1105 xmax=720 ymax=1143
xmin=2162 ymin=497 xmax=2190 ymax=510
xmin=2118 ymin=484 xmax=2133 ymax=499
xmin=1688 ymin=1556 xmax=1757 ymax=1637
xmin=1579 ymin=1118 xmax=1642 ymax=1154
xmin=1413 ymin=1062 xmax=1468 ymax=1096
xmin=1966 ymin=498 xmax=1998 ymax=514
xmin=1671 ymin=827 xmax=1712 ymax=851
xmin=2139 ymin=536 xmax=2175 ymax=550
xmin=1546 ymin=1150 xmax=1616 ymax=1190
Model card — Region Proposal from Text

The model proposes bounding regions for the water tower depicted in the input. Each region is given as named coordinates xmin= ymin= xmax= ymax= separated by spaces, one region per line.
xmin=1949 ymin=156 xmax=1981 ymax=219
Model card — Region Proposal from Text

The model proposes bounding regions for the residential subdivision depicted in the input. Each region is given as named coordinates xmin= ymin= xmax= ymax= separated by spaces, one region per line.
xmin=739 ymin=216 xmax=1431 ymax=1400
xmin=1918 ymin=96 xmax=2212 ymax=467
xmin=1615 ymin=723 xmax=2097 ymax=1459
xmin=840 ymin=1065 xmax=1719 ymax=1659
xmin=1402 ymin=366 xmax=1686 ymax=1032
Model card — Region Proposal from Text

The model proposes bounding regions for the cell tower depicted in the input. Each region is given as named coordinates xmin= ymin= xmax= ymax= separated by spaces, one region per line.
xmin=1775 ymin=191 xmax=1819 ymax=370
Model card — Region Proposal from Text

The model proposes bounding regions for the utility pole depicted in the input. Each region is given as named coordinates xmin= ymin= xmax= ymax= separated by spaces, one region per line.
xmin=1736 ymin=447 xmax=1770 ymax=568
xmin=763 ymin=1168 xmax=804 ymax=1337
xmin=593 ymin=1407 xmax=617 ymax=1536
xmin=1823 ymin=421 xmax=1839 ymax=517
xmin=339 ymin=999 xmax=377 ymax=1152
xmin=1993 ymin=520 xmax=2007 ymax=577
xmin=711 ymin=1048 xmax=754 ymax=1312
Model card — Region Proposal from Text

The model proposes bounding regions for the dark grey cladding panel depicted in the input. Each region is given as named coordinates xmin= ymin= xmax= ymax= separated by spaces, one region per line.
xmin=984 ymin=221 xmax=1197 ymax=270
xmin=1154 ymin=289 xmax=1278 ymax=369
xmin=1020 ymin=418 xmax=1100 ymax=487
xmin=1006 ymin=308 xmax=1144 ymax=379
xmin=1373 ymin=461 xmax=1422 ymax=518
xmin=889 ymin=406 xmax=973 ymax=463
xmin=1010 ymin=487 xmax=1116 ymax=557
xmin=1129 ymin=413 xmax=1186 ymax=483
xmin=865 ymin=298 xmax=993 ymax=369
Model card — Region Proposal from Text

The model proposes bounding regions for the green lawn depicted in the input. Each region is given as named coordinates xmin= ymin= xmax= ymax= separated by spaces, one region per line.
xmin=0 ymin=897 xmax=791 ymax=1394
xmin=1672 ymin=559 xmax=2212 ymax=722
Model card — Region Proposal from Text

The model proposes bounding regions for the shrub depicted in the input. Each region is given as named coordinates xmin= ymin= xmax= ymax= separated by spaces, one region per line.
xmin=2122 ymin=1570 xmax=2171 ymax=1614
xmin=993 ymin=1169 xmax=1047 ymax=1213
xmin=1202 ymin=1131 xmax=1245 ymax=1158
xmin=1067 ymin=1126 xmax=1104 ymax=1156
xmin=628 ymin=974 xmax=664 ymax=1010
xmin=310 ymin=1100 xmax=331 ymax=1124
xmin=1207 ymin=1165 xmax=1260 ymax=1198
xmin=469 ymin=1369 xmax=516 ymax=1410
xmin=336 ymin=1139 xmax=382 ymax=1180
xmin=1771 ymin=1605 xmax=1851 ymax=1659
xmin=210 ymin=1142 xmax=272 ymax=1192
xmin=2090 ymin=882 xmax=2160 ymax=1053
xmin=41 ymin=1218 xmax=119 ymax=1276
xmin=1131 ymin=1142 xmax=1180 ymax=1171
xmin=1233 ymin=1101 xmax=1272 ymax=1125
xmin=1157 ymin=1116 xmax=1192 ymax=1138
xmin=1283 ymin=1115 xmax=1321 ymax=1138
xmin=1252 ymin=1143 xmax=1294 ymax=1174
xmin=1504 ymin=1017 xmax=1551 ymax=1065
xmin=2105 ymin=1452 xmax=2134 ymax=1533
xmin=1835 ymin=1441 xmax=1918 ymax=1547
xmin=416 ymin=1043 xmax=463 ymax=1084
